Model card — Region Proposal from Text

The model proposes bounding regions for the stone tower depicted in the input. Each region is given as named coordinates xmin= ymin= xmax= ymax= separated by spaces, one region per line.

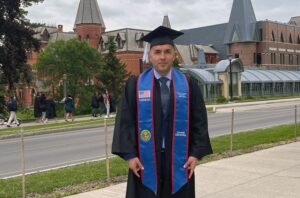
xmin=74 ymin=0 xmax=106 ymax=48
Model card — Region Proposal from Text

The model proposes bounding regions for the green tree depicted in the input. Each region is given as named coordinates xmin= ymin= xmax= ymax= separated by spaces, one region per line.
xmin=97 ymin=37 xmax=129 ymax=104
xmin=35 ymin=39 xmax=105 ymax=105
xmin=0 ymin=0 xmax=42 ymax=94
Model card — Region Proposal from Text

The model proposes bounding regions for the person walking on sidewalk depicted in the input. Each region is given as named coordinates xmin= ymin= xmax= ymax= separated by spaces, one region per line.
xmin=45 ymin=95 xmax=57 ymax=123
xmin=34 ymin=92 xmax=42 ymax=123
xmin=91 ymin=92 xmax=100 ymax=117
xmin=39 ymin=93 xmax=47 ymax=123
xmin=6 ymin=96 xmax=20 ymax=127
xmin=104 ymin=90 xmax=111 ymax=118
xmin=64 ymin=95 xmax=74 ymax=122
xmin=112 ymin=26 xmax=212 ymax=198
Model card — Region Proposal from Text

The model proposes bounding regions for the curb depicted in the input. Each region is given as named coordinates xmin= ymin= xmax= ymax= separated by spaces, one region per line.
xmin=0 ymin=123 xmax=115 ymax=140
xmin=207 ymin=98 xmax=300 ymax=112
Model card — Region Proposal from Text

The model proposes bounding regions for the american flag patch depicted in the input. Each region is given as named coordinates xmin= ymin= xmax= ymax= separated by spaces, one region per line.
xmin=139 ymin=90 xmax=151 ymax=99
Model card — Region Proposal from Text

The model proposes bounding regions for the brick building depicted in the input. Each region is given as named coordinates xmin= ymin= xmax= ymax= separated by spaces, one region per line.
xmin=21 ymin=0 xmax=300 ymax=105
xmin=176 ymin=0 xmax=300 ymax=70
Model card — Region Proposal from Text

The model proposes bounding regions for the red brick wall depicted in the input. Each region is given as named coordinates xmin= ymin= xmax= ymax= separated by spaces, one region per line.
xmin=257 ymin=21 xmax=300 ymax=69
xmin=74 ymin=24 xmax=105 ymax=48
xmin=229 ymin=43 xmax=257 ymax=66
xmin=116 ymin=51 xmax=145 ymax=76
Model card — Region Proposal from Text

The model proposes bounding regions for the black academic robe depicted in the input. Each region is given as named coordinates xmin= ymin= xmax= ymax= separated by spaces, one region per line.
xmin=112 ymin=74 xmax=213 ymax=198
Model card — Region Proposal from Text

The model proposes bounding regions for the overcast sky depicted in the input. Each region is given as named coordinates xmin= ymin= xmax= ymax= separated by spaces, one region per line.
xmin=26 ymin=0 xmax=300 ymax=32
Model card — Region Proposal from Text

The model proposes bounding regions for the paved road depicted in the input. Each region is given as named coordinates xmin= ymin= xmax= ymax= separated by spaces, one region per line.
xmin=0 ymin=104 xmax=299 ymax=178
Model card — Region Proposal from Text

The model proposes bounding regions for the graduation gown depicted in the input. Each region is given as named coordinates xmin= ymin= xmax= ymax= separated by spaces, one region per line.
xmin=112 ymin=74 xmax=213 ymax=198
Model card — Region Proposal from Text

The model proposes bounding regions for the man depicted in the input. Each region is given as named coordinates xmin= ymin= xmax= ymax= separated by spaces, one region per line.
xmin=112 ymin=26 xmax=212 ymax=198
xmin=91 ymin=92 xmax=100 ymax=117
xmin=7 ymin=96 xmax=20 ymax=127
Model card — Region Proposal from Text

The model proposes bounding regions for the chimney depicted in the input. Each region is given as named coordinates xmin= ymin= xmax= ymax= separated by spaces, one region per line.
xmin=58 ymin=25 xmax=63 ymax=33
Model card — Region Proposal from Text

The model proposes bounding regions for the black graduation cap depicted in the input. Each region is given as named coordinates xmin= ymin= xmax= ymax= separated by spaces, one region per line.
xmin=141 ymin=26 xmax=183 ymax=48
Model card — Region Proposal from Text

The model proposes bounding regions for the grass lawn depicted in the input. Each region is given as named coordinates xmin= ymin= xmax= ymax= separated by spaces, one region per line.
xmin=0 ymin=123 xmax=299 ymax=197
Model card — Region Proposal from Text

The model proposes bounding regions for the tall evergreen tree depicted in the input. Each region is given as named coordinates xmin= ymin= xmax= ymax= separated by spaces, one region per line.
xmin=0 ymin=0 xmax=42 ymax=94
xmin=97 ymin=36 xmax=129 ymax=104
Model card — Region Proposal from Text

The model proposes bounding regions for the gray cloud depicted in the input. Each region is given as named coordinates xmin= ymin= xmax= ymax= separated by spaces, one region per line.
xmin=26 ymin=0 xmax=299 ymax=32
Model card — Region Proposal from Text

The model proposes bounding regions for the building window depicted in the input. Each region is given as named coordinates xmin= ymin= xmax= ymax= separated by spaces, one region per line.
xmin=138 ymin=40 xmax=144 ymax=48
xmin=271 ymin=31 xmax=275 ymax=41
xmin=259 ymin=29 xmax=263 ymax=41
xmin=298 ymin=35 xmax=300 ymax=44
xmin=289 ymin=34 xmax=293 ymax=44
xmin=297 ymin=55 xmax=299 ymax=65
xmin=280 ymin=53 xmax=285 ymax=64
xmin=253 ymin=53 xmax=257 ymax=64
xmin=289 ymin=54 xmax=293 ymax=65
xmin=234 ymin=53 xmax=239 ymax=58
xmin=271 ymin=53 xmax=276 ymax=64
xmin=280 ymin=33 xmax=284 ymax=43
xmin=19 ymin=89 xmax=23 ymax=99
xmin=86 ymin=34 xmax=90 ymax=43
xmin=257 ymin=53 xmax=262 ymax=65
xmin=78 ymin=35 xmax=82 ymax=40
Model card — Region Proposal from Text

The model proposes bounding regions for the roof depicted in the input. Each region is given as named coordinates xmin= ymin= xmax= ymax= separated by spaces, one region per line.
xmin=100 ymin=28 xmax=150 ymax=52
xmin=74 ymin=0 xmax=105 ymax=28
xmin=289 ymin=16 xmax=300 ymax=26
xmin=162 ymin=15 xmax=171 ymax=28
xmin=187 ymin=68 xmax=222 ymax=84
xmin=224 ymin=0 xmax=258 ymax=44
xmin=175 ymin=44 xmax=219 ymax=65
xmin=242 ymin=70 xmax=300 ymax=83
xmin=48 ymin=32 xmax=77 ymax=43
xmin=214 ymin=58 xmax=244 ymax=73
xmin=175 ymin=23 xmax=228 ymax=59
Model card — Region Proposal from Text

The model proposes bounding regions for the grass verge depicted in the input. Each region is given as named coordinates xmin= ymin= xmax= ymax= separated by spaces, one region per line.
xmin=0 ymin=123 xmax=299 ymax=197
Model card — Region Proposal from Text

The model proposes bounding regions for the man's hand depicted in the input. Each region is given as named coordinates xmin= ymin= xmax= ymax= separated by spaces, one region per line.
xmin=184 ymin=156 xmax=198 ymax=179
xmin=128 ymin=157 xmax=144 ymax=178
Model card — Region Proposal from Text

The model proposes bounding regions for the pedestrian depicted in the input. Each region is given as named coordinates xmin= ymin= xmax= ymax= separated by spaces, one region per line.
xmin=34 ymin=92 xmax=42 ymax=123
xmin=104 ymin=90 xmax=111 ymax=118
xmin=112 ymin=26 xmax=212 ymax=198
xmin=64 ymin=95 xmax=74 ymax=122
xmin=45 ymin=95 xmax=57 ymax=123
xmin=6 ymin=96 xmax=20 ymax=127
xmin=99 ymin=92 xmax=106 ymax=117
xmin=91 ymin=92 xmax=99 ymax=117
xmin=39 ymin=93 xmax=47 ymax=123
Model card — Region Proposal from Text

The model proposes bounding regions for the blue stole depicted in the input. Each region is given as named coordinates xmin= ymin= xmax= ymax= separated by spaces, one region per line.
xmin=137 ymin=67 xmax=190 ymax=194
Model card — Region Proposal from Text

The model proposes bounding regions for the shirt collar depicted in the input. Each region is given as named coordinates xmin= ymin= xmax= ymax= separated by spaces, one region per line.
xmin=153 ymin=68 xmax=172 ymax=81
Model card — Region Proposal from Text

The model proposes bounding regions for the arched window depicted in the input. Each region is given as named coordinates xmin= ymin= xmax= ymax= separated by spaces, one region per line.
xmin=271 ymin=31 xmax=275 ymax=41
xmin=280 ymin=33 xmax=284 ymax=43
xmin=289 ymin=34 xmax=293 ymax=44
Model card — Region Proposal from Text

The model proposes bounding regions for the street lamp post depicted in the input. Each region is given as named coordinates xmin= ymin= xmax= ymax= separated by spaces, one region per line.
xmin=229 ymin=56 xmax=233 ymax=101
xmin=63 ymin=74 xmax=67 ymax=119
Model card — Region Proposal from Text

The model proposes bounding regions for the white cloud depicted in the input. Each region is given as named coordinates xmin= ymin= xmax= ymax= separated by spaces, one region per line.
xmin=26 ymin=0 xmax=299 ymax=32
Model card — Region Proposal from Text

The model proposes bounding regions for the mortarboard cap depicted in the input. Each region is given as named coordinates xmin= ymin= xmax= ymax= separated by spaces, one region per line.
xmin=141 ymin=26 xmax=183 ymax=48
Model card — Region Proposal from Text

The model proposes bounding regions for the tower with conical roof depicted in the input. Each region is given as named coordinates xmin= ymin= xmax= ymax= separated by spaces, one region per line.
xmin=223 ymin=0 xmax=259 ymax=66
xmin=74 ymin=0 xmax=106 ymax=48
xmin=162 ymin=15 xmax=171 ymax=28
xmin=224 ymin=0 xmax=258 ymax=44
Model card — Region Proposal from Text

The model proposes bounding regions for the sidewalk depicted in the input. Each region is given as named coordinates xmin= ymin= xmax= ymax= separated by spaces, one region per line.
xmin=66 ymin=141 xmax=300 ymax=198
xmin=207 ymin=98 xmax=300 ymax=112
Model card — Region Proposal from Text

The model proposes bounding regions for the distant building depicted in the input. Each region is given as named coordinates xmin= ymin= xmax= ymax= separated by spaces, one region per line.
xmin=176 ymin=0 xmax=300 ymax=70
xmin=18 ymin=0 xmax=300 ymax=105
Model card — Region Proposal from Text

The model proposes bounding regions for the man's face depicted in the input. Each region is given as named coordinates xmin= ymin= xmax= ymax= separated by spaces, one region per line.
xmin=149 ymin=44 xmax=175 ymax=75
